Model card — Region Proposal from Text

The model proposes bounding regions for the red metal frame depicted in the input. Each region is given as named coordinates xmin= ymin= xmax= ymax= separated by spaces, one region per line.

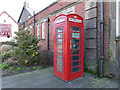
xmin=53 ymin=14 xmax=84 ymax=81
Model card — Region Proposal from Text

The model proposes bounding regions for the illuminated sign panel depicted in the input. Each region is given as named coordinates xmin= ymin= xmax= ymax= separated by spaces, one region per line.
xmin=69 ymin=18 xmax=82 ymax=23
xmin=55 ymin=18 xmax=65 ymax=24
xmin=0 ymin=24 xmax=12 ymax=37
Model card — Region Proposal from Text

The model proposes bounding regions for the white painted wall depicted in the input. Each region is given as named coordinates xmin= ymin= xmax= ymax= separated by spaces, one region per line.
xmin=0 ymin=12 xmax=18 ymax=42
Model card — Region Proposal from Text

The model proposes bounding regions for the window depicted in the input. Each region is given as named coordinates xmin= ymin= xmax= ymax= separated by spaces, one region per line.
xmin=42 ymin=23 xmax=45 ymax=39
xmin=37 ymin=24 xmax=40 ymax=39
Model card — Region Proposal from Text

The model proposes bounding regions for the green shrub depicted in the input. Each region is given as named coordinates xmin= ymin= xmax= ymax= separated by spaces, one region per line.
xmin=5 ymin=40 xmax=17 ymax=46
xmin=1 ymin=63 xmax=9 ymax=69
xmin=9 ymin=67 xmax=13 ymax=71
xmin=2 ymin=50 xmax=14 ymax=60
xmin=1 ymin=65 xmax=6 ymax=69
xmin=33 ymin=66 xmax=36 ymax=69
xmin=1 ymin=44 xmax=12 ymax=54
xmin=27 ymin=67 xmax=30 ymax=70
xmin=13 ymin=29 xmax=41 ymax=66
xmin=16 ymin=67 xmax=21 ymax=71
xmin=37 ymin=66 xmax=42 ymax=69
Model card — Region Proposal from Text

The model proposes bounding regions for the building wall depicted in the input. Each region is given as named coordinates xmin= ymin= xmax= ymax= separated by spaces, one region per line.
xmin=18 ymin=0 xmax=118 ymax=78
xmin=98 ymin=1 xmax=118 ymax=78
xmin=84 ymin=0 xmax=98 ymax=73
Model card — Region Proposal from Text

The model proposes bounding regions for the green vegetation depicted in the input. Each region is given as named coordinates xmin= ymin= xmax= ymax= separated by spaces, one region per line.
xmin=14 ymin=29 xmax=41 ymax=66
xmin=16 ymin=67 xmax=21 ymax=71
xmin=1 ymin=29 xmax=52 ymax=77
xmin=2 ymin=50 xmax=14 ymax=60
xmin=9 ymin=67 xmax=13 ymax=71
xmin=37 ymin=66 xmax=42 ymax=69
xmin=27 ymin=67 xmax=30 ymax=70
xmin=1 ymin=63 xmax=9 ymax=69
xmin=33 ymin=66 xmax=36 ymax=69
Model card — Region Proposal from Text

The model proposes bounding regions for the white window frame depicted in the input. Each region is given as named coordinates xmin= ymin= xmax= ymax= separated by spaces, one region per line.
xmin=42 ymin=22 xmax=45 ymax=39
xmin=37 ymin=24 xmax=40 ymax=39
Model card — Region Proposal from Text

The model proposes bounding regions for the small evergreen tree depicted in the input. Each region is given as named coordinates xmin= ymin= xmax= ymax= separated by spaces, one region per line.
xmin=14 ymin=29 xmax=41 ymax=66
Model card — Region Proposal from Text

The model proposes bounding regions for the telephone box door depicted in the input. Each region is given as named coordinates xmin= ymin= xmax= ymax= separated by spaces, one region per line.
xmin=69 ymin=23 xmax=84 ymax=80
xmin=53 ymin=15 xmax=67 ymax=80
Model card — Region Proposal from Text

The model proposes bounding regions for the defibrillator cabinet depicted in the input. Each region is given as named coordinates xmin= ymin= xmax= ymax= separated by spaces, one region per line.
xmin=53 ymin=14 xmax=84 ymax=81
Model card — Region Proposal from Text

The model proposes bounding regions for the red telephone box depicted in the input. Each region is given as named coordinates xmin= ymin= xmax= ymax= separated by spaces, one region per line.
xmin=53 ymin=14 xmax=84 ymax=81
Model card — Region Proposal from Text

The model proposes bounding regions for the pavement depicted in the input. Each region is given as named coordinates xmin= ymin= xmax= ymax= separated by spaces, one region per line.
xmin=1 ymin=67 xmax=119 ymax=88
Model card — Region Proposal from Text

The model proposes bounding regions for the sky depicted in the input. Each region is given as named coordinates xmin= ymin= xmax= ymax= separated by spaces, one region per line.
xmin=0 ymin=0 xmax=57 ymax=22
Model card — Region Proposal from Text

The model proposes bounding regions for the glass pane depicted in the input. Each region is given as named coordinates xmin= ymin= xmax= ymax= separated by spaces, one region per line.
xmin=72 ymin=38 xmax=79 ymax=43
xmin=56 ymin=27 xmax=63 ymax=32
xmin=72 ymin=44 xmax=79 ymax=49
xmin=57 ymin=39 xmax=63 ymax=43
xmin=72 ymin=67 xmax=79 ymax=72
xmin=72 ymin=61 xmax=79 ymax=66
xmin=42 ymin=23 xmax=45 ymax=39
xmin=72 ymin=33 xmax=80 ymax=38
xmin=57 ymin=66 xmax=62 ymax=72
xmin=72 ymin=50 xmax=79 ymax=55
xmin=73 ymin=27 xmax=79 ymax=32
xmin=57 ymin=33 xmax=63 ymax=38
xmin=57 ymin=61 xmax=62 ymax=66
xmin=57 ymin=50 xmax=62 ymax=54
xmin=57 ymin=55 xmax=62 ymax=60
xmin=73 ymin=56 xmax=79 ymax=61
xmin=57 ymin=44 xmax=62 ymax=49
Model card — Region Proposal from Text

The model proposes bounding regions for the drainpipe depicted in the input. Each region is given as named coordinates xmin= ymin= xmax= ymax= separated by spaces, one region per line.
xmin=33 ymin=11 xmax=35 ymax=36
xmin=100 ymin=0 xmax=104 ymax=78
xmin=46 ymin=18 xmax=50 ymax=50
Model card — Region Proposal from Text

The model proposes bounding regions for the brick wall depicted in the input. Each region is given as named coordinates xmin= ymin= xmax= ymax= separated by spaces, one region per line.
xmin=98 ymin=2 xmax=110 ymax=60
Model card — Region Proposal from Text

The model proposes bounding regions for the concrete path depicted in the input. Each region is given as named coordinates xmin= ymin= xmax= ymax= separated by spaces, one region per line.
xmin=1 ymin=67 xmax=119 ymax=88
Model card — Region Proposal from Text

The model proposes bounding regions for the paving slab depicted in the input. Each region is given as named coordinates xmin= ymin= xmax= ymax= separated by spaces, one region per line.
xmin=1 ymin=67 xmax=119 ymax=88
